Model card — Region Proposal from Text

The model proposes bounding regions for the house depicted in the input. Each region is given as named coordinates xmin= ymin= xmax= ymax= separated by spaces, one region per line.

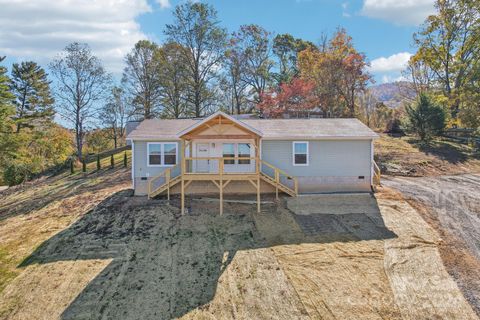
xmin=126 ymin=111 xmax=380 ymax=214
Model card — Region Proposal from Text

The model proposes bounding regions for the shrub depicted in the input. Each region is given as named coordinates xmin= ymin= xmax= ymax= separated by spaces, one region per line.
xmin=385 ymin=118 xmax=403 ymax=134
xmin=3 ymin=162 xmax=30 ymax=186
xmin=406 ymin=94 xmax=446 ymax=142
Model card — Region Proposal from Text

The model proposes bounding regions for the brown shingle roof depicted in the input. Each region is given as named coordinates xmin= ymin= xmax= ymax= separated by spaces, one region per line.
xmin=127 ymin=117 xmax=378 ymax=140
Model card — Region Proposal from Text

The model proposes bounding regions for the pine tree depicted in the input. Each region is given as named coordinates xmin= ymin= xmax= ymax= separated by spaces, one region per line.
xmin=11 ymin=61 xmax=54 ymax=133
xmin=0 ymin=56 xmax=16 ymax=178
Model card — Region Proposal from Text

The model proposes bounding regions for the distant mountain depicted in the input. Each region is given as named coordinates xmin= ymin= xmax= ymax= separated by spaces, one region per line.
xmin=369 ymin=81 xmax=416 ymax=108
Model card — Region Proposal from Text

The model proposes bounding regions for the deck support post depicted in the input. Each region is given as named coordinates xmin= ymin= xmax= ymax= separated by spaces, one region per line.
xmin=181 ymin=139 xmax=186 ymax=215
xmin=257 ymin=175 xmax=261 ymax=213
xmin=219 ymin=160 xmax=224 ymax=215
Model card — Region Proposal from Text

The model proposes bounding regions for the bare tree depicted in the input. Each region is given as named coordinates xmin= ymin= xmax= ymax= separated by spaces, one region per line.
xmin=101 ymin=87 xmax=129 ymax=148
xmin=157 ymin=42 xmax=189 ymax=119
xmin=232 ymin=24 xmax=275 ymax=104
xmin=122 ymin=40 xmax=162 ymax=120
xmin=50 ymin=42 xmax=110 ymax=160
xmin=165 ymin=1 xmax=227 ymax=117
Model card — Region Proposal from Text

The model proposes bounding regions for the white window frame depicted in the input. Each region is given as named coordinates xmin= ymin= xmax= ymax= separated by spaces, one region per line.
xmin=147 ymin=142 xmax=178 ymax=167
xmin=292 ymin=141 xmax=309 ymax=166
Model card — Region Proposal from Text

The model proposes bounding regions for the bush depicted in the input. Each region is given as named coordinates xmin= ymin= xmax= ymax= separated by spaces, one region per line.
xmin=3 ymin=162 xmax=30 ymax=186
xmin=406 ymin=94 xmax=446 ymax=141
xmin=385 ymin=118 xmax=403 ymax=134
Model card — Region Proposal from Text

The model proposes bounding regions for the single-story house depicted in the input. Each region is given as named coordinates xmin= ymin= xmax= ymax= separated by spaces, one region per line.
xmin=127 ymin=111 xmax=380 ymax=214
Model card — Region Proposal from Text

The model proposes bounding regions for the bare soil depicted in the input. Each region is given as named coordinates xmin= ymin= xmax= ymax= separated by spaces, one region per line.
xmin=383 ymin=174 xmax=480 ymax=316
xmin=0 ymin=187 xmax=477 ymax=319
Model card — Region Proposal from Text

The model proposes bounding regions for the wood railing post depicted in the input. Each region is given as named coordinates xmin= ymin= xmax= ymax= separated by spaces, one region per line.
xmin=294 ymin=178 xmax=298 ymax=196
xmin=275 ymin=169 xmax=279 ymax=200
xmin=166 ymin=169 xmax=171 ymax=200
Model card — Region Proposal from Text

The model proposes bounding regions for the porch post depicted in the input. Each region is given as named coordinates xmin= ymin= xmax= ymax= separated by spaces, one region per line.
xmin=181 ymin=139 xmax=185 ymax=215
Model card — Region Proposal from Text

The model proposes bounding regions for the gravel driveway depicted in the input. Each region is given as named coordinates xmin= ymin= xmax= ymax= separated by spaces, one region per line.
xmin=383 ymin=173 xmax=480 ymax=315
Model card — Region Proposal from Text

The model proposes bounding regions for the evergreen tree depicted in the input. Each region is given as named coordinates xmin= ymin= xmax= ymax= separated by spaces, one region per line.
xmin=11 ymin=61 xmax=54 ymax=133
xmin=406 ymin=94 xmax=446 ymax=142
xmin=0 ymin=56 xmax=16 ymax=182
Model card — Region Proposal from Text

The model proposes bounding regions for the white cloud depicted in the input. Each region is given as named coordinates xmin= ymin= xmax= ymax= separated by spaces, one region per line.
xmin=361 ymin=0 xmax=436 ymax=25
xmin=157 ymin=0 xmax=171 ymax=9
xmin=0 ymin=0 xmax=152 ymax=74
xmin=369 ymin=52 xmax=412 ymax=73
xmin=381 ymin=75 xmax=407 ymax=83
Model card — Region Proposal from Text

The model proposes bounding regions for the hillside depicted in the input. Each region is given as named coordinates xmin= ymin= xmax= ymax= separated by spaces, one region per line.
xmin=0 ymin=139 xmax=479 ymax=319
xmin=369 ymin=81 xmax=416 ymax=108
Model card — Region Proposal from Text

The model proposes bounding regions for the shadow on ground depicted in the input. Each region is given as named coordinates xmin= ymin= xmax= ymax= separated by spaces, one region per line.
xmin=407 ymin=138 xmax=478 ymax=164
xmin=20 ymin=191 xmax=396 ymax=320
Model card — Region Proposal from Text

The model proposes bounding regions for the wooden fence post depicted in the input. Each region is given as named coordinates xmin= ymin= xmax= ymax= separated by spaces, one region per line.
xmin=110 ymin=154 xmax=114 ymax=168
xmin=82 ymin=159 xmax=86 ymax=173
xmin=97 ymin=155 xmax=101 ymax=170
xmin=124 ymin=151 xmax=127 ymax=167
xmin=70 ymin=159 xmax=74 ymax=174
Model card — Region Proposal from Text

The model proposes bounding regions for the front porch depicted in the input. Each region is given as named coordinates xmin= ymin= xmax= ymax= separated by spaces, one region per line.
xmin=148 ymin=112 xmax=298 ymax=214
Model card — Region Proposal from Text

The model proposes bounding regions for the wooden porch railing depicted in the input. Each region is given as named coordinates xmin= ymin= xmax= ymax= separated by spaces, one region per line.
xmin=148 ymin=164 xmax=179 ymax=199
xmin=260 ymin=160 xmax=298 ymax=197
xmin=183 ymin=156 xmax=259 ymax=174
xmin=373 ymin=161 xmax=381 ymax=185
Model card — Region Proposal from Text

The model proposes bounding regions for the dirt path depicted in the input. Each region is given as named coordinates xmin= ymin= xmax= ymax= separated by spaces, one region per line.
xmin=384 ymin=174 xmax=480 ymax=316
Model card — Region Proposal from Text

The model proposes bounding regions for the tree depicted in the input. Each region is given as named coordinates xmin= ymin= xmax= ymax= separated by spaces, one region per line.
xmin=356 ymin=89 xmax=378 ymax=128
xmin=406 ymin=94 xmax=446 ymax=141
xmin=257 ymin=78 xmax=319 ymax=118
xmin=122 ymin=40 xmax=162 ymax=120
xmin=10 ymin=61 xmax=54 ymax=133
xmin=272 ymin=34 xmax=315 ymax=85
xmin=165 ymin=1 xmax=227 ymax=117
xmin=156 ymin=42 xmax=189 ymax=118
xmin=49 ymin=42 xmax=111 ymax=160
xmin=298 ymin=29 xmax=372 ymax=117
xmin=101 ymin=87 xmax=128 ymax=148
xmin=231 ymin=24 xmax=275 ymax=104
xmin=223 ymin=37 xmax=249 ymax=114
xmin=0 ymin=56 xmax=16 ymax=183
xmin=413 ymin=0 xmax=480 ymax=118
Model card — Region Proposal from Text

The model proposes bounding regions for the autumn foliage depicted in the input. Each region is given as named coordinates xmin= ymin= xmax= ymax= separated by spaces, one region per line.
xmin=257 ymin=78 xmax=319 ymax=118
xmin=298 ymin=28 xmax=371 ymax=117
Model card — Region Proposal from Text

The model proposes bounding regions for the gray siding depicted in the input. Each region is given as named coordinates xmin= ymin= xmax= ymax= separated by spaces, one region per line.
xmin=261 ymin=139 xmax=372 ymax=193
xmin=132 ymin=138 xmax=373 ymax=194
xmin=133 ymin=140 xmax=182 ymax=179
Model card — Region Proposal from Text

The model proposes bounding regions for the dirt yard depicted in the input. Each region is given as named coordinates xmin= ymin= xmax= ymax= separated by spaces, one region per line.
xmin=1 ymin=184 xmax=477 ymax=319
xmin=384 ymin=174 xmax=480 ymax=315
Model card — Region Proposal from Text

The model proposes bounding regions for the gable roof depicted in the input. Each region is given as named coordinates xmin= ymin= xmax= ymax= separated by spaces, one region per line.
xmin=178 ymin=111 xmax=263 ymax=138
xmin=127 ymin=116 xmax=378 ymax=140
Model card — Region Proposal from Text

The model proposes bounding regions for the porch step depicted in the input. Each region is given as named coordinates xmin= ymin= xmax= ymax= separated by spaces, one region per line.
xmin=149 ymin=176 xmax=182 ymax=198
xmin=260 ymin=173 xmax=296 ymax=197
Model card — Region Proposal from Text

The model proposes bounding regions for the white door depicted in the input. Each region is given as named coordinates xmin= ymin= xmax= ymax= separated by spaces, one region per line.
xmin=196 ymin=143 xmax=210 ymax=173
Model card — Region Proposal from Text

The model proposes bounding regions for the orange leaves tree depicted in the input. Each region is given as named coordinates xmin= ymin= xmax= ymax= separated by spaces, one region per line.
xmin=257 ymin=78 xmax=319 ymax=118
xmin=298 ymin=28 xmax=372 ymax=117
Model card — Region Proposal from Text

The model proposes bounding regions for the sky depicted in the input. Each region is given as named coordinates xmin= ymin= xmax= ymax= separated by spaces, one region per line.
xmin=0 ymin=0 xmax=436 ymax=84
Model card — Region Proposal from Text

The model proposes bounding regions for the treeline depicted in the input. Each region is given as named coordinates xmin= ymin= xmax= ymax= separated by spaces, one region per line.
xmin=357 ymin=0 xmax=480 ymax=141
xmin=1 ymin=0 xmax=478 ymax=183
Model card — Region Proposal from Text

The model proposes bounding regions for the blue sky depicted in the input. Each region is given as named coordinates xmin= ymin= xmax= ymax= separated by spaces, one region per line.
xmin=0 ymin=0 xmax=436 ymax=83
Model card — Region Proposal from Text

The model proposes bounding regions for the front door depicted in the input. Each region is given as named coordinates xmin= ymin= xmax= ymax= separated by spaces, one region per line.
xmin=196 ymin=143 xmax=210 ymax=173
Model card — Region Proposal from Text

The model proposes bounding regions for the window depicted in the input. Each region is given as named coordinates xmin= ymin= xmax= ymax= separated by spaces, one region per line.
xmin=164 ymin=143 xmax=177 ymax=165
xmin=148 ymin=142 xmax=178 ymax=166
xmin=148 ymin=144 xmax=162 ymax=165
xmin=293 ymin=141 xmax=308 ymax=166
xmin=223 ymin=143 xmax=235 ymax=164
xmin=238 ymin=143 xmax=251 ymax=164
xmin=222 ymin=143 xmax=252 ymax=165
